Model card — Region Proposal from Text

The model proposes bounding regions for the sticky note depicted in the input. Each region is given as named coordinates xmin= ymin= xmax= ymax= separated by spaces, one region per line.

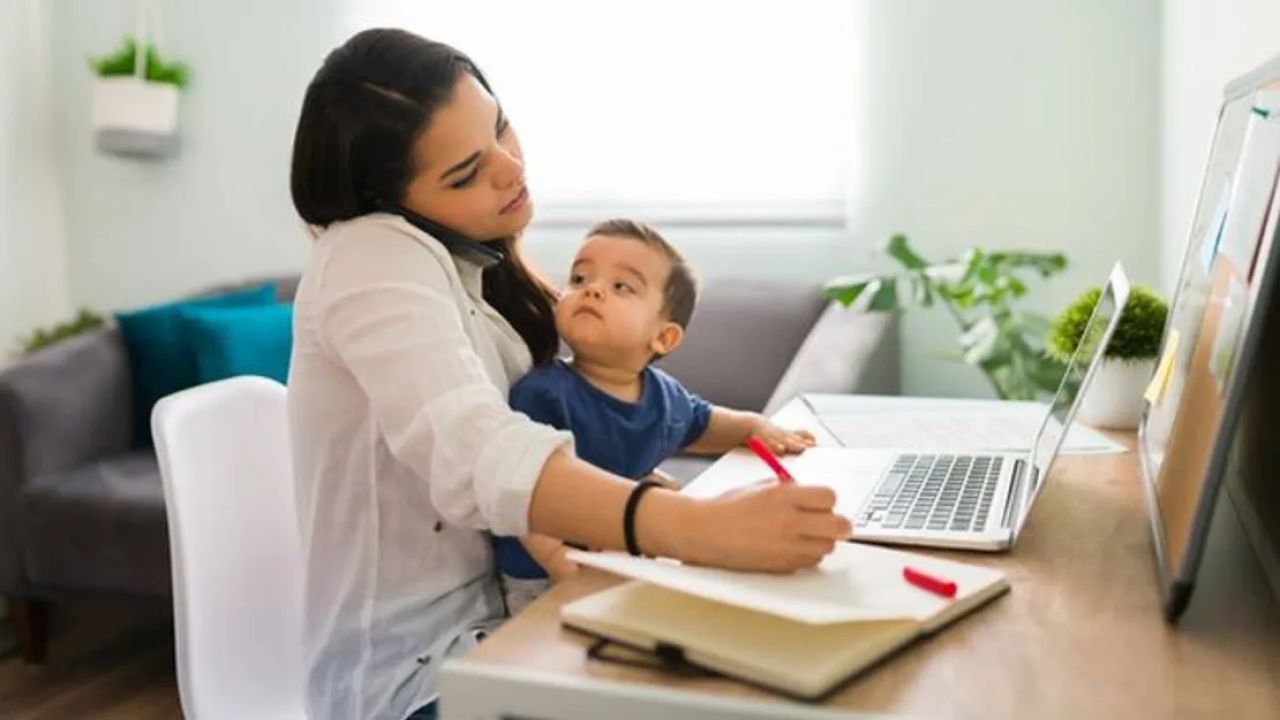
xmin=1144 ymin=329 xmax=1180 ymax=405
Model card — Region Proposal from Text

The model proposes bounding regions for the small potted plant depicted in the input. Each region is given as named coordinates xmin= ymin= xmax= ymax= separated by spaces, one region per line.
xmin=89 ymin=36 xmax=189 ymax=157
xmin=1048 ymin=285 xmax=1168 ymax=429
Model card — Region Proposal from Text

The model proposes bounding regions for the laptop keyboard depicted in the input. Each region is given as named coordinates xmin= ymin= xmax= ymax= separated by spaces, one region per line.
xmin=856 ymin=454 xmax=1003 ymax=533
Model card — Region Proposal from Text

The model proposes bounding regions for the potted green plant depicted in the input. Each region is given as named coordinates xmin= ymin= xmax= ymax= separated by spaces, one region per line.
xmin=825 ymin=234 xmax=1068 ymax=400
xmin=89 ymin=36 xmax=189 ymax=157
xmin=1048 ymin=286 xmax=1167 ymax=429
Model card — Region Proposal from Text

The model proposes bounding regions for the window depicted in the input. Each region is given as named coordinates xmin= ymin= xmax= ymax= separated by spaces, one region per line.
xmin=342 ymin=1 xmax=861 ymax=226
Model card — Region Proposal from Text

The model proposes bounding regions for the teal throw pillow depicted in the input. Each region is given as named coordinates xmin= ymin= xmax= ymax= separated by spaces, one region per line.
xmin=179 ymin=302 xmax=293 ymax=386
xmin=115 ymin=283 xmax=277 ymax=447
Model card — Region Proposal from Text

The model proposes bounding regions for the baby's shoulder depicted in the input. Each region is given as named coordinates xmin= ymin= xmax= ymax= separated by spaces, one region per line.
xmin=511 ymin=360 xmax=576 ymax=400
xmin=644 ymin=364 xmax=693 ymax=396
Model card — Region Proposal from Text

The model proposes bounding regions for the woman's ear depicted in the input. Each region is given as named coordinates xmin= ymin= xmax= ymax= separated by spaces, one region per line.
xmin=650 ymin=321 xmax=685 ymax=357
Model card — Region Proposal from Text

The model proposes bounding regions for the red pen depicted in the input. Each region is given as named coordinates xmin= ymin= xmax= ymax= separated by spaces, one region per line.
xmin=747 ymin=436 xmax=795 ymax=484
xmin=903 ymin=566 xmax=957 ymax=598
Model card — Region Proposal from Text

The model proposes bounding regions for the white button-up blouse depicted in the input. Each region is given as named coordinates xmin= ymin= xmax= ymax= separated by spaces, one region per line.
xmin=286 ymin=213 xmax=573 ymax=719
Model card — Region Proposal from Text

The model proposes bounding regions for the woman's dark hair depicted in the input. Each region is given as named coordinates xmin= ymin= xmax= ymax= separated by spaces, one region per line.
xmin=290 ymin=29 xmax=558 ymax=364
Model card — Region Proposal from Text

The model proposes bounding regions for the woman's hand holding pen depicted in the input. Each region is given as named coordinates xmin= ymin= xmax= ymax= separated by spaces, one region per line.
xmin=668 ymin=483 xmax=853 ymax=572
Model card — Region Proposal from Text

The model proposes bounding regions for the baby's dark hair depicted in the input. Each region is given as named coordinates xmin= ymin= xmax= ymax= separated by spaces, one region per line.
xmin=585 ymin=219 xmax=698 ymax=329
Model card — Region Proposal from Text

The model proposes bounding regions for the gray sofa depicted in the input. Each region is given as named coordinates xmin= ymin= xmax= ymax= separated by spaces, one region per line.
xmin=0 ymin=276 xmax=898 ymax=662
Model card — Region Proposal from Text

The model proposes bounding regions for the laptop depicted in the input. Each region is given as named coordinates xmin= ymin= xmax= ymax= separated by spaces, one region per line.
xmin=844 ymin=262 xmax=1131 ymax=551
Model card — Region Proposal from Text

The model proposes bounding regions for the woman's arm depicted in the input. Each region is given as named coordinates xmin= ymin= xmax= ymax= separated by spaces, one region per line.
xmin=528 ymin=449 xmax=847 ymax=572
xmin=684 ymin=407 xmax=816 ymax=456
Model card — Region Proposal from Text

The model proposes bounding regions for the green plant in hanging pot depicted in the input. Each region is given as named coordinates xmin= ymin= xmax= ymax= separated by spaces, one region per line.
xmin=825 ymin=234 xmax=1069 ymax=400
xmin=1048 ymin=285 xmax=1168 ymax=429
xmin=89 ymin=34 xmax=190 ymax=158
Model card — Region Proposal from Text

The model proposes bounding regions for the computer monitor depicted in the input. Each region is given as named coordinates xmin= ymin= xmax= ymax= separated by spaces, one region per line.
xmin=1216 ymin=245 xmax=1280 ymax=605
xmin=1139 ymin=56 xmax=1280 ymax=621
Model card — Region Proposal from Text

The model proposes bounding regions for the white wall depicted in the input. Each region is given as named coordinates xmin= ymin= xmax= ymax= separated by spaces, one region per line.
xmin=853 ymin=0 xmax=1160 ymax=396
xmin=48 ymin=0 xmax=339 ymax=312
xmin=533 ymin=1 xmax=1162 ymax=398
xmin=42 ymin=1 xmax=1161 ymax=398
xmin=1160 ymin=0 xmax=1280 ymax=293
xmin=0 ymin=0 xmax=71 ymax=364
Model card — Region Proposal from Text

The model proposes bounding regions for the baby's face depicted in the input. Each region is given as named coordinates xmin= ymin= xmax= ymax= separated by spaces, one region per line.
xmin=556 ymin=234 xmax=674 ymax=365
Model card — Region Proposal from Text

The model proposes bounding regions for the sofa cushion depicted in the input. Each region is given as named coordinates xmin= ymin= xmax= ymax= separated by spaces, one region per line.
xmin=116 ymin=283 xmax=277 ymax=447
xmin=19 ymin=452 xmax=171 ymax=596
xmin=763 ymin=306 xmax=901 ymax=414
xmin=655 ymin=280 xmax=826 ymax=411
xmin=180 ymin=302 xmax=294 ymax=384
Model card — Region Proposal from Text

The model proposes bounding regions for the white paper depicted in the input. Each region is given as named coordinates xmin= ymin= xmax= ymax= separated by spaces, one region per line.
xmin=818 ymin=408 xmax=1125 ymax=455
xmin=1209 ymin=274 xmax=1249 ymax=392
xmin=681 ymin=447 xmax=889 ymax=518
xmin=1217 ymin=91 xmax=1280 ymax=275
xmin=568 ymin=542 xmax=1005 ymax=625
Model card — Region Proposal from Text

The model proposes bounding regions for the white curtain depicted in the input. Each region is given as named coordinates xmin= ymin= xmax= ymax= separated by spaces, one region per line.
xmin=341 ymin=1 xmax=862 ymax=225
xmin=0 ymin=0 xmax=69 ymax=362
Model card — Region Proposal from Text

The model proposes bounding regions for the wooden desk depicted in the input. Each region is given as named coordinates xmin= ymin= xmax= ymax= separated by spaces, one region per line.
xmin=465 ymin=406 xmax=1280 ymax=718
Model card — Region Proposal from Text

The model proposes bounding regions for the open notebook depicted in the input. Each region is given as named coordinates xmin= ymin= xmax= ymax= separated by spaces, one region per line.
xmin=561 ymin=543 xmax=1009 ymax=700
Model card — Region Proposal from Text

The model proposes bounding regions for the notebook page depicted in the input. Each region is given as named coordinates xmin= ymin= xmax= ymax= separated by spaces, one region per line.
xmin=569 ymin=541 xmax=1005 ymax=625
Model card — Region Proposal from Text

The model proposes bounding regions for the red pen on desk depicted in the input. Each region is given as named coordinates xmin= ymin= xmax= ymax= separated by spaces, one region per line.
xmin=903 ymin=566 xmax=957 ymax=598
xmin=747 ymin=437 xmax=794 ymax=484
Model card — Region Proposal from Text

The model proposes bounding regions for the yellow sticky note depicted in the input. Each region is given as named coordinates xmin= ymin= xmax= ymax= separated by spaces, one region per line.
xmin=1144 ymin=329 xmax=1180 ymax=405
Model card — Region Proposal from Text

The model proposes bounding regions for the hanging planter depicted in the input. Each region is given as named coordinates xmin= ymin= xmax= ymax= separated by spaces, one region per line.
xmin=89 ymin=15 xmax=189 ymax=159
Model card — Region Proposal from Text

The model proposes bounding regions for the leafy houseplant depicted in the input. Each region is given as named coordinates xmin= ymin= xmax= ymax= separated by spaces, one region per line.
xmin=825 ymin=234 xmax=1068 ymax=401
xmin=1048 ymin=286 xmax=1168 ymax=429
xmin=89 ymin=36 xmax=189 ymax=157
xmin=17 ymin=309 xmax=106 ymax=356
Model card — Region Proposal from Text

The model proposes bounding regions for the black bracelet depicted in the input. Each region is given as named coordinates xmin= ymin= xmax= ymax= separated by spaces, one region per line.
xmin=623 ymin=480 xmax=661 ymax=557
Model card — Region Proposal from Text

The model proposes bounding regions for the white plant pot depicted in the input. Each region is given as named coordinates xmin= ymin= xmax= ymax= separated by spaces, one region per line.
xmin=91 ymin=76 xmax=180 ymax=157
xmin=1076 ymin=357 xmax=1156 ymax=430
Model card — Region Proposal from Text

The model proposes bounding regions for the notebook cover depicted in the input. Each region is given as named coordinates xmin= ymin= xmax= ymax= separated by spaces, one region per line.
xmin=561 ymin=545 xmax=1010 ymax=699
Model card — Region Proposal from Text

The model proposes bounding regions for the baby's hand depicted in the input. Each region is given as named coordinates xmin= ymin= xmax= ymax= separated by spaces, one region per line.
xmin=543 ymin=546 xmax=581 ymax=583
xmin=750 ymin=422 xmax=817 ymax=455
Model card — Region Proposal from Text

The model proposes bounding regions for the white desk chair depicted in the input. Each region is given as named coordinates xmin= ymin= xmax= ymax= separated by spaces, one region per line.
xmin=153 ymin=376 xmax=306 ymax=719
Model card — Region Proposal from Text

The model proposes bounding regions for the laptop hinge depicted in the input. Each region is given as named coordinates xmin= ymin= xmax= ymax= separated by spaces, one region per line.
xmin=1001 ymin=459 xmax=1027 ymax=530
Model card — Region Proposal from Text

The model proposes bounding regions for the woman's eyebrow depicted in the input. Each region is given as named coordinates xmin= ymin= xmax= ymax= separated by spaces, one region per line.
xmin=438 ymin=107 xmax=503 ymax=184
xmin=440 ymin=151 xmax=481 ymax=182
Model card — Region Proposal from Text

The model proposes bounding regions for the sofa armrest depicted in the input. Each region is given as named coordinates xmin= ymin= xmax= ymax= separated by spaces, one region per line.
xmin=763 ymin=305 xmax=900 ymax=415
xmin=0 ymin=328 xmax=134 ymax=590
xmin=0 ymin=328 xmax=134 ymax=480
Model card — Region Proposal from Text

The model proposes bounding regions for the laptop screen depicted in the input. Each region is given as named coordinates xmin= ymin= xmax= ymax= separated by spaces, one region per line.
xmin=1022 ymin=265 xmax=1130 ymax=515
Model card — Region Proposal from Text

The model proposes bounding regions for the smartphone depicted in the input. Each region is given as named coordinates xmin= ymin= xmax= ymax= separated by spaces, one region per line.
xmin=378 ymin=201 xmax=505 ymax=268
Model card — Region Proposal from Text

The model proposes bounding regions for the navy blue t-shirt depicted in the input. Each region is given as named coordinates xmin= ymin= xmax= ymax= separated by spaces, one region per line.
xmin=494 ymin=359 xmax=713 ymax=579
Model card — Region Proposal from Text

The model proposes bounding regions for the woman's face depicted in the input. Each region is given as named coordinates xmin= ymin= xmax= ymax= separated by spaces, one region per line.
xmin=403 ymin=74 xmax=532 ymax=242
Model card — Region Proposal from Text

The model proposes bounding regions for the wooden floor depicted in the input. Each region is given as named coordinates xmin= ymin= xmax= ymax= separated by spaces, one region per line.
xmin=0 ymin=599 xmax=181 ymax=719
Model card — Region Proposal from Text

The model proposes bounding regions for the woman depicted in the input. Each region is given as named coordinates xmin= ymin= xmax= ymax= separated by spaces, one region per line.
xmin=287 ymin=28 xmax=851 ymax=720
